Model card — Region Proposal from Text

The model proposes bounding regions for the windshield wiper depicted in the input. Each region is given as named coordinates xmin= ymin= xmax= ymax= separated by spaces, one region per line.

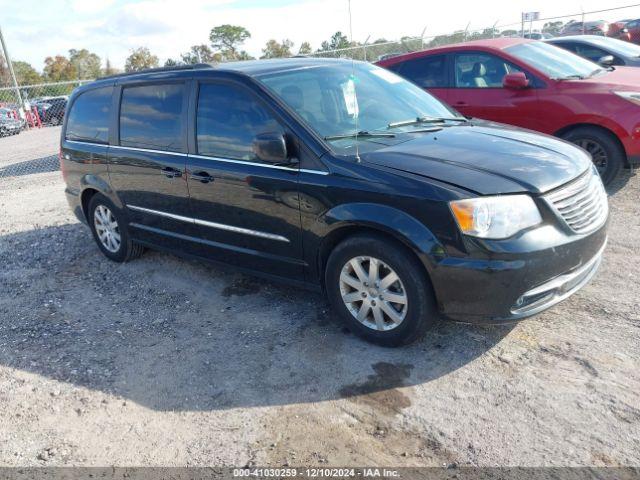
xmin=323 ymin=131 xmax=396 ymax=141
xmin=387 ymin=116 xmax=467 ymax=128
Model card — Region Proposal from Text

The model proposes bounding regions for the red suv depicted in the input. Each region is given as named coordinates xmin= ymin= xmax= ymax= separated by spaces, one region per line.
xmin=377 ymin=38 xmax=640 ymax=185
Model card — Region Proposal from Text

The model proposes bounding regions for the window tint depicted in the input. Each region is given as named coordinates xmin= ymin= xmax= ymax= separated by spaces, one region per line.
xmin=120 ymin=83 xmax=184 ymax=152
xmin=455 ymin=53 xmax=523 ymax=88
xmin=196 ymin=83 xmax=282 ymax=161
xmin=65 ymin=87 xmax=112 ymax=143
xmin=396 ymin=55 xmax=448 ymax=88
xmin=574 ymin=44 xmax=610 ymax=62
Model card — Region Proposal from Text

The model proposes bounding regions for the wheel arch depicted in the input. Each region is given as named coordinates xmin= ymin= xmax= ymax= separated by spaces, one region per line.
xmin=554 ymin=123 xmax=628 ymax=165
xmin=315 ymin=203 xmax=445 ymax=292
xmin=79 ymin=175 xmax=124 ymax=222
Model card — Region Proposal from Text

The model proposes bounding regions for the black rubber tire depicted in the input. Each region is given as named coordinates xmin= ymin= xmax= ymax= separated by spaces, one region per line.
xmin=325 ymin=233 xmax=438 ymax=347
xmin=561 ymin=126 xmax=624 ymax=186
xmin=87 ymin=193 xmax=144 ymax=262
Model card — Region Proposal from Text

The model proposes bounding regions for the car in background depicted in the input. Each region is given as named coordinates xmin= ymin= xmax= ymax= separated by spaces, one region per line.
xmin=377 ymin=38 xmax=640 ymax=185
xmin=608 ymin=20 xmax=632 ymax=41
xmin=0 ymin=109 xmax=23 ymax=136
xmin=622 ymin=19 xmax=640 ymax=44
xmin=547 ymin=35 xmax=640 ymax=67
xmin=34 ymin=96 xmax=68 ymax=125
xmin=559 ymin=20 xmax=610 ymax=37
xmin=524 ymin=32 xmax=553 ymax=40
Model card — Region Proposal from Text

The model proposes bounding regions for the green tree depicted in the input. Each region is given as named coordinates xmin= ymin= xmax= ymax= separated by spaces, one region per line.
xmin=319 ymin=31 xmax=350 ymax=51
xmin=164 ymin=58 xmax=180 ymax=67
xmin=12 ymin=61 xmax=41 ymax=85
xmin=209 ymin=24 xmax=251 ymax=60
xmin=125 ymin=47 xmax=159 ymax=72
xmin=69 ymin=48 xmax=101 ymax=79
xmin=43 ymin=55 xmax=77 ymax=81
xmin=236 ymin=51 xmax=254 ymax=61
xmin=181 ymin=44 xmax=220 ymax=64
xmin=261 ymin=39 xmax=293 ymax=59
xmin=542 ymin=21 xmax=565 ymax=35
xmin=297 ymin=41 xmax=312 ymax=55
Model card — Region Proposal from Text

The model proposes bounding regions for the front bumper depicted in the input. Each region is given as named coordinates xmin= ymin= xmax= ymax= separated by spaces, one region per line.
xmin=509 ymin=239 xmax=605 ymax=319
xmin=431 ymin=220 xmax=608 ymax=324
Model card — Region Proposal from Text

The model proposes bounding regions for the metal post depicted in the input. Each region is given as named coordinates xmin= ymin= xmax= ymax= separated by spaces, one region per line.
xmin=0 ymin=24 xmax=23 ymax=113
xmin=362 ymin=35 xmax=370 ymax=62
xmin=420 ymin=26 xmax=427 ymax=49
xmin=521 ymin=13 xmax=525 ymax=37
xmin=582 ymin=9 xmax=585 ymax=35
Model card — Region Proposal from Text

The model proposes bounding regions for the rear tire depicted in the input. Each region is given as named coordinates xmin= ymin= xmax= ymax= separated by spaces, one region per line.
xmin=561 ymin=126 xmax=624 ymax=186
xmin=325 ymin=233 xmax=438 ymax=347
xmin=88 ymin=193 xmax=144 ymax=262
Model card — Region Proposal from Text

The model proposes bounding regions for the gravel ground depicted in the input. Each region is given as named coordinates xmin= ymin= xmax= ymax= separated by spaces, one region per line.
xmin=0 ymin=127 xmax=638 ymax=467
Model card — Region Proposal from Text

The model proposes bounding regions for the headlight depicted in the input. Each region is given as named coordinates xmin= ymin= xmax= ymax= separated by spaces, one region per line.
xmin=450 ymin=195 xmax=542 ymax=239
xmin=614 ymin=91 xmax=640 ymax=106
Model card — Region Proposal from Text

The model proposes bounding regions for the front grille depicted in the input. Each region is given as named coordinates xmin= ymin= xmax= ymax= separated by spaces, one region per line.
xmin=544 ymin=168 xmax=608 ymax=234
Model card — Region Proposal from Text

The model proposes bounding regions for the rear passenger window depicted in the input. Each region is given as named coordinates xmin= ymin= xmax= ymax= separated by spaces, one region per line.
xmin=455 ymin=53 xmax=524 ymax=88
xmin=119 ymin=83 xmax=184 ymax=152
xmin=196 ymin=83 xmax=282 ymax=161
xmin=65 ymin=87 xmax=112 ymax=144
xmin=395 ymin=55 xmax=448 ymax=88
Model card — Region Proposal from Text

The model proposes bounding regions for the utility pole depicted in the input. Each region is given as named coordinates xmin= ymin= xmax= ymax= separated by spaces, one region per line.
xmin=0 ymin=24 xmax=24 ymax=114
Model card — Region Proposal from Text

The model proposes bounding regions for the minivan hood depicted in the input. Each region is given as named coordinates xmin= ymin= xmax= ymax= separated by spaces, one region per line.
xmin=361 ymin=123 xmax=591 ymax=195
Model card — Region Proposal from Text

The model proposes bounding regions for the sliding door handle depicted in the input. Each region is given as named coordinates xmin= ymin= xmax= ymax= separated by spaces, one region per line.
xmin=189 ymin=171 xmax=214 ymax=183
xmin=161 ymin=167 xmax=182 ymax=178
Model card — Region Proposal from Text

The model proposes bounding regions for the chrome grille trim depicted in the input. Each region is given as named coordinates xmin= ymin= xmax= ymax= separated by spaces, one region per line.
xmin=544 ymin=169 xmax=608 ymax=235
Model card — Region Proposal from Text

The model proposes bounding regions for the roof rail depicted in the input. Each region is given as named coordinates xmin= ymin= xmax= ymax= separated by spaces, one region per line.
xmin=100 ymin=63 xmax=213 ymax=80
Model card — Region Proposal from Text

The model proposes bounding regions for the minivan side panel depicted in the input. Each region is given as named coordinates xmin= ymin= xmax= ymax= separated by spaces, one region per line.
xmin=107 ymin=81 xmax=192 ymax=251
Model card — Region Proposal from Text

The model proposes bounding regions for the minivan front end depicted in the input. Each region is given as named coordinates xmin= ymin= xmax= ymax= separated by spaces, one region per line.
xmin=429 ymin=166 xmax=608 ymax=323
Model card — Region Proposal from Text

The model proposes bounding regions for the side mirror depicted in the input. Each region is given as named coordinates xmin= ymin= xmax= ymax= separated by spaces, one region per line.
xmin=503 ymin=72 xmax=530 ymax=90
xmin=598 ymin=55 xmax=615 ymax=67
xmin=252 ymin=132 xmax=289 ymax=164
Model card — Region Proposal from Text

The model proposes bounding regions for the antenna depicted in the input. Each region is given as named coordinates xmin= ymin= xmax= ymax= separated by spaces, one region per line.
xmin=348 ymin=0 xmax=361 ymax=162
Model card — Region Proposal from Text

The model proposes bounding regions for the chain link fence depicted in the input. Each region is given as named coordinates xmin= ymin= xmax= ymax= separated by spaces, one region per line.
xmin=307 ymin=3 xmax=640 ymax=61
xmin=0 ymin=79 xmax=93 ymax=131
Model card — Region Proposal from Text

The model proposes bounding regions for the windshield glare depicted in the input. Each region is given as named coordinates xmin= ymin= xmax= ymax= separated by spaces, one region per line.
xmin=257 ymin=62 xmax=461 ymax=152
xmin=581 ymin=36 xmax=640 ymax=57
xmin=507 ymin=41 xmax=603 ymax=79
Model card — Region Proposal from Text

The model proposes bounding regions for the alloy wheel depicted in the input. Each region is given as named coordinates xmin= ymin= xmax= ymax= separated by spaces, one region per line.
xmin=339 ymin=256 xmax=408 ymax=331
xmin=576 ymin=139 xmax=608 ymax=175
xmin=94 ymin=205 xmax=121 ymax=253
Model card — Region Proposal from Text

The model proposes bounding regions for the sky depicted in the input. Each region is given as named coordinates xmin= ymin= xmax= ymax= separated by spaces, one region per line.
xmin=1 ymin=0 xmax=639 ymax=72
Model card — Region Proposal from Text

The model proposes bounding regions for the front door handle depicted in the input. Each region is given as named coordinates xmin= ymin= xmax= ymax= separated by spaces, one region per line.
xmin=190 ymin=171 xmax=214 ymax=183
xmin=455 ymin=101 xmax=468 ymax=106
xmin=161 ymin=167 xmax=182 ymax=178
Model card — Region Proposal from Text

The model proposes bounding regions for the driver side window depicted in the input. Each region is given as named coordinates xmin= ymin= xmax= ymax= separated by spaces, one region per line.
xmin=454 ymin=53 xmax=524 ymax=88
xmin=196 ymin=83 xmax=283 ymax=162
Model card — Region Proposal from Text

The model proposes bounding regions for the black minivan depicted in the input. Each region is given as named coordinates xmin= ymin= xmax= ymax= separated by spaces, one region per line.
xmin=61 ymin=59 xmax=608 ymax=346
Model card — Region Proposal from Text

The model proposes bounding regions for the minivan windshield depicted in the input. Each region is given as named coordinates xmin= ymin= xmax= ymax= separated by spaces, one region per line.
xmin=257 ymin=62 xmax=463 ymax=154
xmin=506 ymin=41 xmax=605 ymax=80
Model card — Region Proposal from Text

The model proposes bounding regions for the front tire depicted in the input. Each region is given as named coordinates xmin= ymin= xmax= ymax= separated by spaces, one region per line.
xmin=325 ymin=234 xmax=438 ymax=347
xmin=561 ymin=127 xmax=624 ymax=186
xmin=88 ymin=193 xmax=144 ymax=262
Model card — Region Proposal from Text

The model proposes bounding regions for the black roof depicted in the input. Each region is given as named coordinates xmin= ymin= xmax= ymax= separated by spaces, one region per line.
xmin=75 ymin=57 xmax=358 ymax=96
xmin=215 ymin=57 xmax=354 ymax=75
